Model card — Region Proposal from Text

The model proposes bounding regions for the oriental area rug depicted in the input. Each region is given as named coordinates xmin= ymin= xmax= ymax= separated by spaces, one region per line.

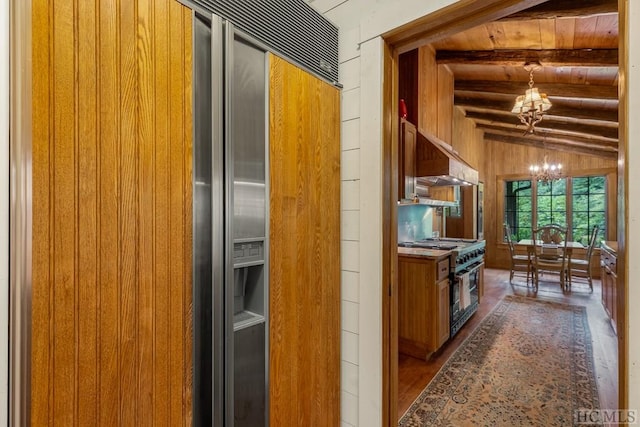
xmin=399 ymin=295 xmax=601 ymax=427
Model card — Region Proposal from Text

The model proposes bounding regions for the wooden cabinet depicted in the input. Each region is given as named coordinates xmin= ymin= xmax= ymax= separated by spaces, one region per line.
xmin=477 ymin=263 xmax=485 ymax=302
xmin=399 ymin=119 xmax=417 ymax=200
xmin=436 ymin=278 xmax=450 ymax=348
xmin=600 ymin=242 xmax=617 ymax=335
xmin=398 ymin=254 xmax=451 ymax=360
xmin=269 ymin=56 xmax=341 ymax=425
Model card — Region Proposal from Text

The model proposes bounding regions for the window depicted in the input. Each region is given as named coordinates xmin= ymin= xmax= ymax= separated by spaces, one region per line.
xmin=503 ymin=175 xmax=606 ymax=244
xmin=537 ymin=178 xmax=567 ymax=228
xmin=504 ymin=180 xmax=533 ymax=241
xmin=572 ymin=176 xmax=606 ymax=246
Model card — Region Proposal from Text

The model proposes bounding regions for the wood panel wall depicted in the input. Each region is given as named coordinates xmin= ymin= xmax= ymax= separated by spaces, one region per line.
xmin=483 ymin=141 xmax=617 ymax=270
xmin=416 ymin=44 xmax=455 ymax=142
xmin=398 ymin=49 xmax=419 ymax=125
xmin=269 ymin=55 xmax=341 ymax=426
xmin=446 ymin=107 xmax=486 ymax=238
xmin=32 ymin=1 xmax=193 ymax=425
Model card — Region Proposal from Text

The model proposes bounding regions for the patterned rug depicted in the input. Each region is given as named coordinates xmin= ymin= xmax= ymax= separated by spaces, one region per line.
xmin=399 ymin=295 xmax=601 ymax=426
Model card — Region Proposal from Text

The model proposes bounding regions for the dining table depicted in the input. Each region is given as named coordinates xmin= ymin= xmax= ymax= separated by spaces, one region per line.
xmin=517 ymin=239 xmax=585 ymax=258
xmin=516 ymin=239 xmax=585 ymax=288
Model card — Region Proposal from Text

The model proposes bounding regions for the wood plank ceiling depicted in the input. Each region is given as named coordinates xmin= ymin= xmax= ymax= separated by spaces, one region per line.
xmin=430 ymin=0 xmax=619 ymax=158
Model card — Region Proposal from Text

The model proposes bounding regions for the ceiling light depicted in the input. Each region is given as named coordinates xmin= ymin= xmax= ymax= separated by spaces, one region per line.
xmin=511 ymin=62 xmax=552 ymax=134
xmin=529 ymin=155 xmax=562 ymax=183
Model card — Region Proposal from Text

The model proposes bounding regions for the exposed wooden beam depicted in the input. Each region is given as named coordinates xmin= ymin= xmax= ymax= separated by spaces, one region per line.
xmin=484 ymin=132 xmax=618 ymax=159
xmin=455 ymin=80 xmax=618 ymax=100
xmin=436 ymin=49 xmax=618 ymax=66
xmin=498 ymin=0 xmax=617 ymax=21
xmin=476 ymin=123 xmax=618 ymax=149
xmin=464 ymin=110 xmax=619 ymax=139
xmin=455 ymin=95 xmax=619 ymax=122
xmin=386 ymin=0 xmax=550 ymax=54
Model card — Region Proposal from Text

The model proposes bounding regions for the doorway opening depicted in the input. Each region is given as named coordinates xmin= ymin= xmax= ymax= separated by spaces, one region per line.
xmin=380 ymin=1 xmax=627 ymax=424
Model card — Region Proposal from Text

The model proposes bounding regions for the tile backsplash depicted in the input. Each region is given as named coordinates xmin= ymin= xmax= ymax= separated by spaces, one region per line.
xmin=398 ymin=204 xmax=434 ymax=243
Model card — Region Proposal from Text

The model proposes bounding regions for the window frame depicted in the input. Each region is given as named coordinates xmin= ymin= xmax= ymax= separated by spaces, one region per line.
xmin=498 ymin=168 xmax=617 ymax=244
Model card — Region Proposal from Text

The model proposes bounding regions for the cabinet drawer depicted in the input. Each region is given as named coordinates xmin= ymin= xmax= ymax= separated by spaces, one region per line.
xmin=437 ymin=259 xmax=450 ymax=282
xmin=601 ymin=251 xmax=617 ymax=273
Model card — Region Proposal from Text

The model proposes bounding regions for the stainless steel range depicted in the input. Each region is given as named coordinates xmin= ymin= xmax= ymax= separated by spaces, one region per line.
xmin=399 ymin=237 xmax=486 ymax=337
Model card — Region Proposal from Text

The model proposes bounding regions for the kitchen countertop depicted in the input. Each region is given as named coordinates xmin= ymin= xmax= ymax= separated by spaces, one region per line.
xmin=398 ymin=246 xmax=452 ymax=260
xmin=602 ymin=241 xmax=617 ymax=255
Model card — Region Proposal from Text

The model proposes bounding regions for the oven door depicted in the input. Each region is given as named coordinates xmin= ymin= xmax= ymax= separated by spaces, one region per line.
xmin=450 ymin=261 xmax=483 ymax=326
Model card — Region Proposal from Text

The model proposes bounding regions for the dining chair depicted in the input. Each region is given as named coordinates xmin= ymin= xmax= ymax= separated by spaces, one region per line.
xmin=531 ymin=224 xmax=569 ymax=291
xmin=567 ymin=225 xmax=599 ymax=292
xmin=504 ymin=224 xmax=532 ymax=286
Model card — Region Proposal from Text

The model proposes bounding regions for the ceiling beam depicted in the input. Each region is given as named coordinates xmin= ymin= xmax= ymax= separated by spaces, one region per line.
xmin=436 ymin=49 xmax=618 ymax=66
xmin=455 ymin=95 xmax=619 ymax=122
xmin=483 ymin=132 xmax=618 ymax=159
xmin=455 ymin=80 xmax=618 ymax=100
xmin=464 ymin=110 xmax=619 ymax=139
xmin=498 ymin=0 xmax=617 ymax=21
xmin=476 ymin=123 xmax=618 ymax=149
xmin=386 ymin=0 xmax=550 ymax=54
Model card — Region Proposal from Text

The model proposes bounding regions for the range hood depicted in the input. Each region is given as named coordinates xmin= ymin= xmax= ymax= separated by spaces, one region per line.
xmin=415 ymin=129 xmax=479 ymax=186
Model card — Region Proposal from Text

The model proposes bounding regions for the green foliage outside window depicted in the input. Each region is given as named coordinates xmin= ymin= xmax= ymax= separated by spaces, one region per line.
xmin=572 ymin=176 xmax=605 ymax=246
xmin=537 ymin=178 xmax=567 ymax=228
xmin=504 ymin=175 xmax=606 ymax=245
xmin=504 ymin=180 xmax=532 ymax=241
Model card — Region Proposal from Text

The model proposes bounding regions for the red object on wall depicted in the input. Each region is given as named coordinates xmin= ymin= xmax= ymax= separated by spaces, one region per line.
xmin=399 ymin=98 xmax=408 ymax=118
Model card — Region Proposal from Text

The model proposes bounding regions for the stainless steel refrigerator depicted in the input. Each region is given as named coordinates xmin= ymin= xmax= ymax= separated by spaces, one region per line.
xmin=192 ymin=13 xmax=269 ymax=427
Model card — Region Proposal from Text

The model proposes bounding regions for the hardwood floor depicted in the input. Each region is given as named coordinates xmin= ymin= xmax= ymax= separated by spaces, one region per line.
xmin=397 ymin=268 xmax=618 ymax=419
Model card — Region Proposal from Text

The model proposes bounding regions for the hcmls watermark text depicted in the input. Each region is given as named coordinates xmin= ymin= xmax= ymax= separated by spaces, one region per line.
xmin=574 ymin=409 xmax=638 ymax=424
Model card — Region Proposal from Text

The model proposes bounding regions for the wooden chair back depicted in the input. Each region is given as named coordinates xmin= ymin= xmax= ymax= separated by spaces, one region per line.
xmin=532 ymin=224 xmax=568 ymax=264
xmin=504 ymin=223 xmax=517 ymax=257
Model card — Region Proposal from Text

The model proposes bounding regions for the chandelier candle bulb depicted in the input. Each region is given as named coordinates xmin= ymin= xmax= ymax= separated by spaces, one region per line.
xmin=530 ymin=155 xmax=562 ymax=183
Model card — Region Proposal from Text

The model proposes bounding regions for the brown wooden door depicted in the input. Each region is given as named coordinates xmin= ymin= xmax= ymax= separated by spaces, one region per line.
xmin=268 ymin=55 xmax=341 ymax=426
xmin=31 ymin=0 xmax=193 ymax=424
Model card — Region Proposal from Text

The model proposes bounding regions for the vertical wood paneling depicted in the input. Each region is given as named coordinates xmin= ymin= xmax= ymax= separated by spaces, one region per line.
xmin=437 ymin=64 xmax=453 ymax=142
xmin=31 ymin=1 xmax=193 ymax=425
xmin=118 ymin=1 xmax=139 ymax=423
xmin=152 ymin=0 xmax=170 ymax=422
xmin=269 ymin=55 xmax=341 ymax=427
xmin=168 ymin=3 xmax=184 ymax=425
xmin=182 ymin=9 xmax=194 ymax=425
xmin=77 ymin=0 xmax=99 ymax=424
xmin=97 ymin=0 xmax=121 ymax=423
xmin=52 ymin=1 xmax=76 ymax=424
xmin=137 ymin=0 xmax=154 ymax=423
xmin=418 ymin=45 xmax=438 ymax=135
xmin=31 ymin=0 xmax=52 ymax=425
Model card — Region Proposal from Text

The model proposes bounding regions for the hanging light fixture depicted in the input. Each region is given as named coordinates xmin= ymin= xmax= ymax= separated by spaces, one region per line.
xmin=529 ymin=154 xmax=562 ymax=183
xmin=511 ymin=62 xmax=552 ymax=134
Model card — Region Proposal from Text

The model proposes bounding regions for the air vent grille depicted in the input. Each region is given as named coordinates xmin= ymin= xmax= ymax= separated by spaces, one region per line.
xmin=193 ymin=0 xmax=339 ymax=84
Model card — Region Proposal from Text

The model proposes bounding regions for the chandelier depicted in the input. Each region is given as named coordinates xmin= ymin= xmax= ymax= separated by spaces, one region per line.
xmin=511 ymin=62 xmax=552 ymax=134
xmin=529 ymin=155 xmax=562 ymax=183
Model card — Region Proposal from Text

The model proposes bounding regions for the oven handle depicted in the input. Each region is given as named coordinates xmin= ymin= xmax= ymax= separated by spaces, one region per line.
xmin=454 ymin=261 xmax=484 ymax=279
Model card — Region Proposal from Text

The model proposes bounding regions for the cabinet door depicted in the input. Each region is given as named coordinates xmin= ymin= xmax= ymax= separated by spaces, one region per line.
xmin=399 ymin=119 xmax=417 ymax=199
xmin=436 ymin=279 xmax=450 ymax=348
xmin=610 ymin=268 xmax=618 ymax=335
xmin=269 ymin=55 xmax=341 ymax=426
xmin=31 ymin=2 xmax=194 ymax=424
xmin=605 ymin=267 xmax=612 ymax=317
xmin=600 ymin=254 xmax=607 ymax=309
